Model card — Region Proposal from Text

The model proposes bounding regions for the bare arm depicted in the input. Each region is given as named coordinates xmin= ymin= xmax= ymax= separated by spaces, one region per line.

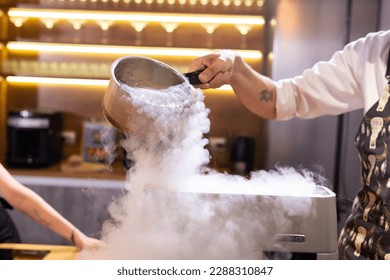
xmin=0 ymin=163 xmax=101 ymax=249
xmin=189 ymin=50 xmax=277 ymax=119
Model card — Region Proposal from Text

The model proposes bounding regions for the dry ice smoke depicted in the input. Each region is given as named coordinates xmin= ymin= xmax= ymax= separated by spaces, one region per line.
xmin=79 ymin=82 xmax=325 ymax=260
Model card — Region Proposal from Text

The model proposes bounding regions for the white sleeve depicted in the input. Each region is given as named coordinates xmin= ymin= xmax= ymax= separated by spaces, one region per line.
xmin=274 ymin=32 xmax=380 ymax=120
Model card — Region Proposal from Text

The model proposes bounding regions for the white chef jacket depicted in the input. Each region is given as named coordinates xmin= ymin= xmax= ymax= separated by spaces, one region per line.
xmin=275 ymin=29 xmax=390 ymax=120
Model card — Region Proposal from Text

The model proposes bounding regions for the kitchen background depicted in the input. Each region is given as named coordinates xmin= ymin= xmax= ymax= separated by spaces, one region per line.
xmin=0 ymin=0 xmax=389 ymax=245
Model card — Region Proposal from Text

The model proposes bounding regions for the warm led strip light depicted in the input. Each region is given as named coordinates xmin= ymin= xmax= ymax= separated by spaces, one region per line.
xmin=8 ymin=8 xmax=265 ymax=25
xmin=7 ymin=42 xmax=263 ymax=59
xmin=6 ymin=76 xmax=109 ymax=87
xmin=6 ymin=76 xmax=233 ymax=92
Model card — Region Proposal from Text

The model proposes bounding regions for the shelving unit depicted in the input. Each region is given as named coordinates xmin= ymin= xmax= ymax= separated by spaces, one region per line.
xmin=0 ymin=0 xmax=275 ymax=170
xmin=0 ymin=1 xmax=276 ymax=246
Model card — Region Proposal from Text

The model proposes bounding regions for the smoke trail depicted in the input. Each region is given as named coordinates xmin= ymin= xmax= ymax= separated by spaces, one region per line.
xmin=79 ymin=83 xmax=323 ymax=260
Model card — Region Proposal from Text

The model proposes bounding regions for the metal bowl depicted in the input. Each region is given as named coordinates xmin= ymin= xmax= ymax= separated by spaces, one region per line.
xmin=102 ymin=56 xmax=191 ymax=133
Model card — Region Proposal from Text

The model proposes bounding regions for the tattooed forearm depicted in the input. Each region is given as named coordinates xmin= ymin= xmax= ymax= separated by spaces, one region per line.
xmin=259 ymin=89 xmax=273 ymax=102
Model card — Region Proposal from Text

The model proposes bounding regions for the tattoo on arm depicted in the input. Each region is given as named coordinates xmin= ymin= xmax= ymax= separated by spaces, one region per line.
xmin=259 ymin=89 xmax=273 ymax=102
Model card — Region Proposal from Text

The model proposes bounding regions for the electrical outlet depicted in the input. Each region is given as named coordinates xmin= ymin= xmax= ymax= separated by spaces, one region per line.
xmin=209 ymin=137 xmax=227 ymax=152
xmin=61 ymin=130 xmax=76 ymax=145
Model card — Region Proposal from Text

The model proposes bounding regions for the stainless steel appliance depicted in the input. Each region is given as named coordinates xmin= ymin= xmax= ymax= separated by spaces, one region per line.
xmin=212 ymin=186 xmax=338 ymax=259
xmin=261 ymin=186 xmax=338 ymax=259
xmin=82 ymin=119 xmax=114 ymax=163
xmin=230 ymin=135 xmax=255 ymax=175
xmin=6 ymin=109 xmax=63 ymax=168
xmin=145 ymin=185 xmax=338 ymax=259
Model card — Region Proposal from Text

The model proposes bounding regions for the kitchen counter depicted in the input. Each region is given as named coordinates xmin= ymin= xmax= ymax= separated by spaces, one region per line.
xmin=8 ymin=160 xmax=126 ymax=180
xmin=7 ymin=160 xmax=127 ymax=189
xmin=0 ymin=243 xmax=78 ymax=260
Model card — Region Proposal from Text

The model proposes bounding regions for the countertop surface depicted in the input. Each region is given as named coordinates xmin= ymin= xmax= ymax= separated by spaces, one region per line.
xmin=7 ymin=161 xmax=127 ymax=189
xmin=0 ymin=243 xmax=78 ymax=260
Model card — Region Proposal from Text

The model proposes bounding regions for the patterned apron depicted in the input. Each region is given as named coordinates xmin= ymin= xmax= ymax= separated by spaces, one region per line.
xmin=338 ymin=47 xmax=390 ymax=260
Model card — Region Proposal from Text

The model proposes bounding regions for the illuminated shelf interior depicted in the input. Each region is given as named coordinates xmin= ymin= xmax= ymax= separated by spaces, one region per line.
xmin=23 ymin=0 xmax=266 ymax=7
xmin=2 ymin=5 xmax=268 ymax=97
xmin=7 ymin=42 xmax=263 ymax=59
xmin=6 ymin=76 xmax=234 ymax=93
xmin=9 ymin=8 xmax=267 ymax=29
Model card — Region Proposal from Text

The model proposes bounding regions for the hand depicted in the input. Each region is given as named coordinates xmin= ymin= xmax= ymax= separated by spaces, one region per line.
xmin=188 ymin=50 xmax=236 ymax=89
xmin=72 ymin=228 xmax=105 ymax=250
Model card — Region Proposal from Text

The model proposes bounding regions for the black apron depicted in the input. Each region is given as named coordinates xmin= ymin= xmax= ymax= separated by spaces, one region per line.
xmin=338 ymin=47 xmax=390 ymax=260
xmin=0 ymin=198 xmax=21 ymax=259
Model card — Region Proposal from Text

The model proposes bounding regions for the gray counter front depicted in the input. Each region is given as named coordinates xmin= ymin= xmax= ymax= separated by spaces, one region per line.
xmin=8 ymin=175 xmax=126 ymax=245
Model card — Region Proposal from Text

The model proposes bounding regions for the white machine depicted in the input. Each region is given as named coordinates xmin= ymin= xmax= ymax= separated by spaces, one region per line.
xmin=261 ymin=186 xmax=338 ymax=259
xmin=144 ymin=184 xmax=338 ymax=260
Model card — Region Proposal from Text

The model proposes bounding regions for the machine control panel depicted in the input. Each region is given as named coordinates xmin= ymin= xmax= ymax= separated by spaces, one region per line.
xmin=276 ymin=234 xmax=306 ymax=243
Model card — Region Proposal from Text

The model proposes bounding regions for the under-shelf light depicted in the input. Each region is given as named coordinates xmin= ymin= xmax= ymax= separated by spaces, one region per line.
xmin=222 ymin=0 xmax=231 ymax=5
xmin=8 ymin=8 xmax=265 ymax=26
xmin=257 ymin=0 xmax=264 ymax=7
xmin=9 ymin=17 xmax=27 ymax=28
xmin=6 ymin=76 xmax=233 ymax=93
xmin=233 ymin=0 xmax=242 ymax=6
xmin=69 ymin=19 xmax=86 ymax=30
xmin=7 ymin=42 xmax=263 ymax=60
xmin=41 ymin=18 xmax=57 ymax=29
xmin=160 ymin=22 xmax=179 ymax=33
xmin=201 ymin=23 xmax=219 ymax=34
xmin=97 ymin=20 xmax=114 ymax=31
xmin=6 ymin=76 xmax=109 ymax=87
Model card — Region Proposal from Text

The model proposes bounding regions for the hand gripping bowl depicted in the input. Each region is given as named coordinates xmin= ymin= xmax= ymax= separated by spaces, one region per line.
xmin=102 ymin=56 xmax=194 ymax=134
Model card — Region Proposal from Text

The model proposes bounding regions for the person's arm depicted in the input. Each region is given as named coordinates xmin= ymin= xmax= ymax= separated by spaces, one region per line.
xmin=189 ymin=50 xmax=277 ymax=119
xmin=0 ymin=163 xmax=101 ymax=249
xmin=189 ymin=32 xmax=387 ymax=120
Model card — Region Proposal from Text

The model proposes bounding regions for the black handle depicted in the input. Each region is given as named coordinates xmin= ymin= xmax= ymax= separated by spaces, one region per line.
xmin=183 ymin=69 xmax=204 ymax=85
